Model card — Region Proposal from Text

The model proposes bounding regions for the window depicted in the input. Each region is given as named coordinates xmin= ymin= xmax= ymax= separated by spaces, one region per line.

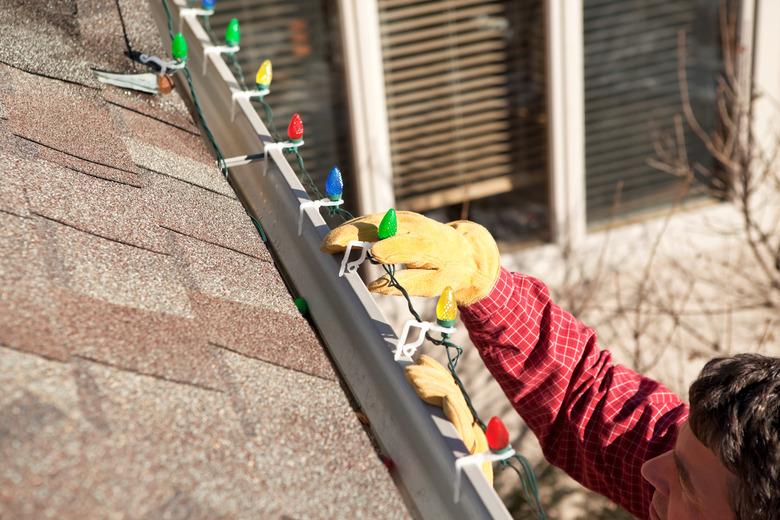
xmin=376 ymin=0 xmax=549 ymax=243
xmin=583 ymin=0 xmax=737 ymax=223
xmin=212 ymin=0 xmax=747 ymax=245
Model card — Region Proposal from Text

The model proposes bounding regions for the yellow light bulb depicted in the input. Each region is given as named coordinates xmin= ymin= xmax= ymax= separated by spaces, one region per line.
xmin=436 ymin=286 xmax=457 ymax=327
xmin=255 ymin=59 xmax=272 ymax=90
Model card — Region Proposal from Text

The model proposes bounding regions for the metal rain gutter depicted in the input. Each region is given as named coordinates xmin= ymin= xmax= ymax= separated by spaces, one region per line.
xmin=149 ymin=2 xmax=512 ymax=518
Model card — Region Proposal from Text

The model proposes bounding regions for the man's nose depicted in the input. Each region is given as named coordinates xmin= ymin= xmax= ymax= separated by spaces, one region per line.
xmin=641 ymin=450 xmax=674 ymax=496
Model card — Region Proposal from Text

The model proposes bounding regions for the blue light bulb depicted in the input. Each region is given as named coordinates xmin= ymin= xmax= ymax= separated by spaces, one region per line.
xmin=202 ymin=0 xmax=216 ymax=10
xmin=325 ymin=166 xmax=343 ymax=201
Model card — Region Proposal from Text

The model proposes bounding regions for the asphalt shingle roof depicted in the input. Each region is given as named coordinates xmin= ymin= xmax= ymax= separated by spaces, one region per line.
xmin=0 ymin=1 xmax=408 ymax=517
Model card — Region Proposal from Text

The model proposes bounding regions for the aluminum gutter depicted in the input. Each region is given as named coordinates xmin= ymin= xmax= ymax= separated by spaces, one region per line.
xmin=150 ymin=2 xmax=513 ymax=518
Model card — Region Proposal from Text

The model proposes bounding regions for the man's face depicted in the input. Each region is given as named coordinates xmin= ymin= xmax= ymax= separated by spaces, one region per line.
xmin=641 ymin=422 xmax=735 ymax=520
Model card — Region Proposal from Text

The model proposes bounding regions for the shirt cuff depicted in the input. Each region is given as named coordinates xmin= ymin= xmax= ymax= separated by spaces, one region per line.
xmin=460 ymin=267 xmax=514 ymax=321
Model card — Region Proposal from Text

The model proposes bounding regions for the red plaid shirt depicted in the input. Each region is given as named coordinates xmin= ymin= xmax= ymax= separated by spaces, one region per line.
xmin=460 ymin=269 xmax=689 ymax=519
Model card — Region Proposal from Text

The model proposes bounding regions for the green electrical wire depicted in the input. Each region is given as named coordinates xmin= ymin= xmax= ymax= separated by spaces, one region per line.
xmin=227 ymin=52 xmax=247 ymax=89
xmin=203 ymin=15 xmax=217 ymax=44
xmin=183 ymin=66 xmax=228 ymax=176
xmin=257 ymin=97 xmax=280 ymax=140
xmin=250 ymin=215 xmax=268 ymax=243
xmin=373 ymin=258 xmax=484 ymax=428
xmin=198 ymin=5 xmax=247 ymax=88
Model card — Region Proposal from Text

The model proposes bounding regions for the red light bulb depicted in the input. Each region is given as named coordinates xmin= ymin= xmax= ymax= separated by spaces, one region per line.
xmin=485 ymin=416 xmax=509 ymax=451
xmin=288 ymin=113 xmax=304 ymax=143
xmin=380 ymin=455 xmax=395 ymax=471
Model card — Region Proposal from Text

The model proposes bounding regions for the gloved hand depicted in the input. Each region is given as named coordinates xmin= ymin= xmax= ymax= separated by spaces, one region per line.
xmin=320 ymin=211 xmax=500 ymax=306
xmin=405 ymin=355 xmax=493 ymax=483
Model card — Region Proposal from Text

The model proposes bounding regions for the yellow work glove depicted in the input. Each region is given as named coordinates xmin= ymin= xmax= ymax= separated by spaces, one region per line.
xmin=405 ymin=355 xmax=493 ymax=483
xmin=320 ymin=211 xmax=500 ymax=306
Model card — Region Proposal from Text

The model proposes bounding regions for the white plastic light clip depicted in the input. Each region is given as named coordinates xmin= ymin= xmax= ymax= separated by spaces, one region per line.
xmin=203 ymin=45 xmax=240 ymax=75
xmin=231 ymin=89 xmax=270 ymax=121
xmin=339 ymin=241 xmax=373 ymax=277
xmin=453 ymin=447 xmax=515 ymax=503
xmin=179 ymin=7 xmax=214 ymax=31
xmin=298 ymin=198 xmax=344 ymax=235
xmin=263 ymin=141 xmax=304 ymax=176
xmin=394 ymin=319 xmax=457 ymax=361
xmin=138 ymin=54 xmax=186 ymax=76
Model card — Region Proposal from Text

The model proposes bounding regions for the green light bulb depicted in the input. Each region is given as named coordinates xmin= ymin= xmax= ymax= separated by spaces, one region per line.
xmin=377 ymin=209 xmax=397 ymax=240
xmin=171 ymin=33 xmax=187 ymax=61
xmin=225 ymin=18 xmax=240 ymax=47
xmin=294 ymin=297 xmax=308 ymax=315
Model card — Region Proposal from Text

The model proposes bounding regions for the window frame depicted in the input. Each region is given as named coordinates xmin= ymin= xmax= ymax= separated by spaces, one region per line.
xmin=337 ymin=0 xmax=396 ymax=215
xmin=547 ymin=0 xmax=587 ymax=246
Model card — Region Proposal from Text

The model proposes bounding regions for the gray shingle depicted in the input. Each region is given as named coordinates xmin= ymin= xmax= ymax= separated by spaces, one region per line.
xmin=115 ymin=104 xmax=235 ymax=198
xmin=101 ymin=86 xmax=198 ymax=134
xmin=0 ymin=348 xmax=233 ymax=518
xmin=143 ymin=170 xmax=267 ymax=259
xmin=201 ymin=294 xmax=335 ymax=380
xmin=0 ymin=0 xmax=98 ymax=87
xmin=23 ymin=154 xmax=169 ymax=254
xmin=0 ymin=65 xmax=141 ymax=185
xmin=171 ymin=231 xmax=336 ymax=379
xmin=116 ymin=0 xmax=167 ymax=59
xmin=39 ymin=218 xmax=191 ymax=316
xmin=0 ymin=213 xmax=67 ymax=361
xmin=170 ymin=230 xmax=276 ymax=304
xmin=0 ymin=347 xmax=407 ymax=519
xmin=77 ymin=0 xmax=138 ymax=73
xmin=0 ymin=148 xmax=29 ymax=216
xmin=215 ymin=348 xmax=408 ymax=519
xmin=57 ymin=292 xmax=222 ymax=391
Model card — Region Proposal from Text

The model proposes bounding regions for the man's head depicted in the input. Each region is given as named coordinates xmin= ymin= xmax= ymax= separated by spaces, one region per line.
xmin=641 ymin=354 xmax=780 ymax=519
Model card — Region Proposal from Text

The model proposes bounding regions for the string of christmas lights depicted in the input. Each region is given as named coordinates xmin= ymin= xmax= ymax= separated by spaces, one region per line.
xmin=162 ymin=2 xmax=544 ymax=517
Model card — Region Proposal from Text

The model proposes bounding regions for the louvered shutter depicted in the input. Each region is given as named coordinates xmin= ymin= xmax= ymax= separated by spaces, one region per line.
xmin=583 ymin=0 xmax=728 ymax=222
xmin=376 ymin=0 xmax=547 ymax=212
xmin=209 ymin=1 xmax=352 ymax=198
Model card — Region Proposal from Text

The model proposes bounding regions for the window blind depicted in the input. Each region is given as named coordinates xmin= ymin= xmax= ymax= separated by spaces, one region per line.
xmin=583 ymin=0 xmax=730 ymax=222
xmin=376 ymin=0 xmax=547 ymax=212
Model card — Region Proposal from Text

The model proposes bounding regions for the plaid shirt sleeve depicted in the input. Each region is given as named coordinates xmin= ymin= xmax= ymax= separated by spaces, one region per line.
xmin=460 ymin=268 xmax=689 ymax=518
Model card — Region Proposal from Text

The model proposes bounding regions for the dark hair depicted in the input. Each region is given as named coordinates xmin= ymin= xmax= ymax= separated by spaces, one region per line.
xmin=688 ymin=353 xmax=780 ymax=519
